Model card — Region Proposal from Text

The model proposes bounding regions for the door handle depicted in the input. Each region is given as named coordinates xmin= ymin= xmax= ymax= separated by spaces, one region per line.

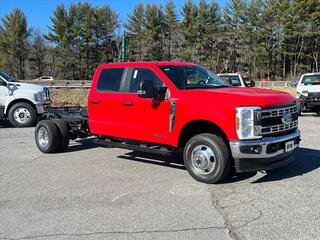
xmin=91 ymin=99 xmax=100 ymax=104
xmin=122 ymin=102 xmax=133 ymax=107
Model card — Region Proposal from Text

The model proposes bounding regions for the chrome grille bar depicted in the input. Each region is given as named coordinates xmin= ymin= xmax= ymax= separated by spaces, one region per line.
xmin=259 ymin=105 xmax=297 ymax=118
xmin=256 ymin=120 xmax=298 ymax=135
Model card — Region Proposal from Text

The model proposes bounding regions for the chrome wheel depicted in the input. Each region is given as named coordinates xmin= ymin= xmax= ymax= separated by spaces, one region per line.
xmin=14 ymin=107 xmax=30 ymax=124
xmin=37 ymin=127 xmax=49 ymax=149
xmin=191 ymin=145 xmax=216 ymax=175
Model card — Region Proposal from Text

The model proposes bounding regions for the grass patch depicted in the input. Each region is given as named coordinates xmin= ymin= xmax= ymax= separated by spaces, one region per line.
xmin=50 ymin=89 xmax=89 ymax=106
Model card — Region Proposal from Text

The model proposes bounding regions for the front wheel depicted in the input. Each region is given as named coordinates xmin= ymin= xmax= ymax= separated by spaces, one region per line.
xmin=8 ymin=102 xmax=36 ymax=127
xmin=183 ymin=133 xmax=231 ymax=184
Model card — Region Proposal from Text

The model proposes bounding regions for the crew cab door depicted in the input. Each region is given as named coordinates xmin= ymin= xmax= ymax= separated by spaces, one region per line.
xmin=88 ymin=67 xmax=129 ymax=137
xmin=0 ymin=78 xmax=9 ymax=107
xmin=119 ymin=68 xmax=171 ymax=144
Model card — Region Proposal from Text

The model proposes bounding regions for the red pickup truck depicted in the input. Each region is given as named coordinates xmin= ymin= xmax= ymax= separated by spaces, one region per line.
xmin=35 ymin=62 xmax=300 ymax=183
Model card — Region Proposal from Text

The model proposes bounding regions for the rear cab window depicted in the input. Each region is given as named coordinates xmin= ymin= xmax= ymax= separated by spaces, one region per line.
xmin=97 ymin=68 xmax=125 ymax=92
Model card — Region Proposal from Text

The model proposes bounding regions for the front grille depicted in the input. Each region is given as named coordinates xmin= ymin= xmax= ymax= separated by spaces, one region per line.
xmin=306 ymin=93 xmax=320 ymax=103
xmin=256 ymin=105 xmax=298 ymax=136
xmin=308 ymin=92 xmax=320 ymax=97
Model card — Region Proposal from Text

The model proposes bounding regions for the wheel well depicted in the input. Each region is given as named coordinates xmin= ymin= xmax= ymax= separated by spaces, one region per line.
xmin=5 ymin=99 xmax=36 ymax=115
xmin=178 ymin=120 xmax=227 ymax=148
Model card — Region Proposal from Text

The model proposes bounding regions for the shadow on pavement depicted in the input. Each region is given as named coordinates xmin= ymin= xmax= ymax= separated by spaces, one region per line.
xmin=250 ymin=147 xmax=320 ymax=183
xmin=117 ymin=151 xmax=186 ymax=170
xmin=66 ymin=138 xmax=98 ymax=152
xmin=117 ymin=147 xmax=320 ymax=184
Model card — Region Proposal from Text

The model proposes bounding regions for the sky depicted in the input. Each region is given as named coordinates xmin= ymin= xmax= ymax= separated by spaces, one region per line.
xmin=0 ymin=0 xmax=226 ymax=33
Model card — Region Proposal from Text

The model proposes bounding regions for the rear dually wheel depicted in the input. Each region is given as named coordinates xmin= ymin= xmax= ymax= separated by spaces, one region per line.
xmin=35 ymin=120 xmax=61 ymax=153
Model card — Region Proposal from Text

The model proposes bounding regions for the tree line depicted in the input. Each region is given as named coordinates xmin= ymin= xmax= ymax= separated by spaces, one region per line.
xmin=0 ymin=0 xmax=320 ymax=80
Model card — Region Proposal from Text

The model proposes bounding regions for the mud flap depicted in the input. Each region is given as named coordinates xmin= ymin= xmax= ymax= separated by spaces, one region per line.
xmin=0 ymin=106 xmax=4 ymax=119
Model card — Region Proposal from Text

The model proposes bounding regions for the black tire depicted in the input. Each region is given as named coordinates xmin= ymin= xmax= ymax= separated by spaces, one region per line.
xmin=35 ymin=120 xmax=60 ymax=153
xmin=183 ymin=133 xmax=231 ymax=184
xmin=8 ymin=102 xmax=36 ymax=127
xmin=51 ymin=119 xmax=70 ymax=152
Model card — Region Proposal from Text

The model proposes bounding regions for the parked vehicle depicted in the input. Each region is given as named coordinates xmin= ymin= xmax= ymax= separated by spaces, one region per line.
xmin=292 ymin=73 xmax=320 ymax=113
xmin=218 ymin=73 xmax=255 ymax=87
xmin=34 ymin=62 xmax=300 ymax=183
xmin=0 ymin=71 xmax=50 ymax=127
xmin=33 ymin=76 xmax=54 ymax=81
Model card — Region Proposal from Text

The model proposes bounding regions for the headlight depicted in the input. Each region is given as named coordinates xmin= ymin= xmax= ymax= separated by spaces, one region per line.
xmin=34 ymin=91 xmax=46 ymax=102
xmin=236 ymin=106 xmax=261 ymax=140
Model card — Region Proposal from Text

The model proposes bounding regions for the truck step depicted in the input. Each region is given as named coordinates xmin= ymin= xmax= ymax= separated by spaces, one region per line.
xmin=94 ymin=138 xmax=174 ymax=155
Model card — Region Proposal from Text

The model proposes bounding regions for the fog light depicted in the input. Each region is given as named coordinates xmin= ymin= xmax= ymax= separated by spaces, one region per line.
xmin=240 ymin=145 xmax=262 ymax=154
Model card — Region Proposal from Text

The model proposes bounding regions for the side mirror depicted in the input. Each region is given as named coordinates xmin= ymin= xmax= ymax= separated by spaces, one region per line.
xmin=138 ymin=80 xmax=154 ymax=98
xmin=155 ymin=87 xmax=168 ymax=100
xmin=290 ymin=80 xmax=297 ymax=88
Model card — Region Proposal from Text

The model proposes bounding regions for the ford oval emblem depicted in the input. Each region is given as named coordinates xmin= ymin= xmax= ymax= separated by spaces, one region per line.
xmin=282 ymin=113 xmax=293 ymax=125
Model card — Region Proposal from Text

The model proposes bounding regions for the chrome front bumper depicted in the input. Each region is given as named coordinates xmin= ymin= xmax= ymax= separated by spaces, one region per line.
xmin=229 ymin=130 xmax=301 ymax=172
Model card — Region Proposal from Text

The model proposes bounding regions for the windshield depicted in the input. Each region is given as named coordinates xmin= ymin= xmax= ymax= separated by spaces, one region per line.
xmin=159 ymin=65 xmax=230 ymax=90
xmin=0 ymin=71 xmax=15 ymax=82
xmin=219 ymin=75 xmax=242 ymax=87
xmin=301 ymin=75 xmax=320 ymax=85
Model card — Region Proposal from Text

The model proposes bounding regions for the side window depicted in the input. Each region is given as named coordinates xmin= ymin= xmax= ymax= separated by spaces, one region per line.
xmin=128 ymin=68 xmax=164 ymax=93
xmin=97 ymin=68 xmax=124 ymax=92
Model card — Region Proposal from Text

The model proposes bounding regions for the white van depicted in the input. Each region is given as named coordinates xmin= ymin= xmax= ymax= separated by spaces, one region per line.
xmin=0 ymin=71 xmax=50 ymax=127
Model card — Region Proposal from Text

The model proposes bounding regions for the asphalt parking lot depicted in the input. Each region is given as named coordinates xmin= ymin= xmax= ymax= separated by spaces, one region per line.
xmin=0 ymin=115 xmax=319 ymax=240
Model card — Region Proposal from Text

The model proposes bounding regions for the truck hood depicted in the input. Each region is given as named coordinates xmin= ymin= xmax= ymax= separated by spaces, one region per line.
xmin=9 ymin=82 xmax=45 ymax=92
xmin=297 ymin=85 xmax=320 ymax=96
xmin=185 ymin=87 xmax=296 ymax=108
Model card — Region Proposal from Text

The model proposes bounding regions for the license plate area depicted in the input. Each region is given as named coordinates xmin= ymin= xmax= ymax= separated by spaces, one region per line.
xmin=285 ymin=140 xmax=295 ymax=152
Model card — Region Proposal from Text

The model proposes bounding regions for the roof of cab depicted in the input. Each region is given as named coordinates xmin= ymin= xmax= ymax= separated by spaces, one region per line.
xmin=99 ymin=61 xmax=197 ymax=68
xmin=218 ymin=73 xmax=241 ymax=76
xmin=301 ymin=72 xmax=320 ymax=76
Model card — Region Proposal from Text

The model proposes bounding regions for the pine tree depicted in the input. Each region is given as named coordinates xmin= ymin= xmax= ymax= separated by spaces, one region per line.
xmin=125 ymin=4 xmax=145 ymax=61
xmin=180 ymin=0 xmax=199 ymax=61
xmin=197 ymin=0 xmax=222 ymax=68
xmin=223 ymin=0 xmax=247 ymax=72
xmin=163 ymin=0 xmax=179 ymax=60
xmin=144 ymin=4 xmax=165 ymax=60
xmin=28 ymin=31 xmax=48 ymax=78
xmin=0 ymin=9 xmax=29 ymax=79
xmin=46 ymin=5 xmax=73 ymax=79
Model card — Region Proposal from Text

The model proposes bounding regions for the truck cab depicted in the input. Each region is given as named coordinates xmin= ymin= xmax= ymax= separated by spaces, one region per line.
xmin=34 ymin=62 xmax=300 ymax=184
xmin=218 ymin=73 xmax=255 ymax=87
xmin=0 ymin=71 xmax=50 ymax=127
xmin=294 ymin=73 xmax=320 ymax=113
